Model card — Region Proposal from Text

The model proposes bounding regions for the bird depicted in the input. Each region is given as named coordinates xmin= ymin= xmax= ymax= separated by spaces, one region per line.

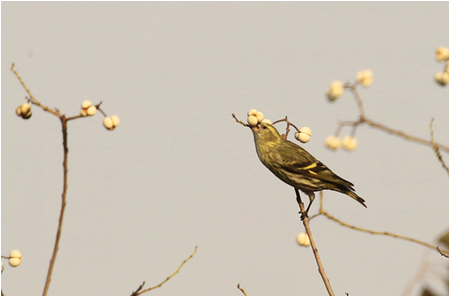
xmin=250 ymin=121 xmax=366 ymax=218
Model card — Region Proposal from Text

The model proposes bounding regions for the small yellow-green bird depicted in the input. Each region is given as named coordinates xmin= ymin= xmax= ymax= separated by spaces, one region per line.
xmin=251 ymin=121 xmax=366 ymax=217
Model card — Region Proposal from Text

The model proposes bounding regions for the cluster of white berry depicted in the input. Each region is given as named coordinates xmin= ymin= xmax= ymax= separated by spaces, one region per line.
xmin=295 ymin=127 xmax=311 ymax=143
xmin=15 ymin=103 xmax=32 ymax=119
xmin=435 ymin=46 xmax=449 ymax=86
xmin=103 ymin=115 xmax=120 ymax=131
xmin=246 ymin=109 xmax=270 ymax=126
xmin=80 ymin=100 xmax=120 ymax=131
xmin=80 ymin=100 xmax=97 ymax=116
xmin=2 ymin=249 xmax=22 ymax=272
xmin=247 ymin=109 xmax=312 ymax=143
xmin=325 ymin=135 xmax=358 ymax=152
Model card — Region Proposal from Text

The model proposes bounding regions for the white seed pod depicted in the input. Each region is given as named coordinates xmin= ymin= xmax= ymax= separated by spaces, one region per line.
xmin=325 ymin=135 xmax=341 ymax=150
xmin=255 ymin=111 xmax=264 ymax=123
xmin=295 ymin=127 xmax=311 ymax=143
xmin=10 ymin=250 xmax=22 ymax=258
xmin=247 ymin=109 xmax=258 ymax=117
xmin=87 ymin=105 xmax=97 ymax=116
xmin=327 ymin=80 xmax=344 ymax=101
xmin=297 ymin=133 xmax=310 ymax=143
xmin=296 ymin=232 xmax=310 ymax=247
xmin=22 ymin=110 xmax=32 ymax=120
xmin=436 ymin=47 xmax=449 ymax=62
xmin=80 ymin=109 xmax=88 ymax=116
xmin=300 ymin=127 xmax=311 ymax=137
xmin=20 ymin=103 xmax=31 ymax=115
xmin=111 ymin=115 xmax=120 ymax=127
xmin=16 ymin=106 xmax=23 ymax=117
xmin=356 ymin=69 xmax=374 ymax=88
xmin=9 ymin=258 xmax=22 ymax=267
xmin=103 ymin=117 xmax=114 ymax=130
xmin=81 ymin=100 xmax=92 ymax=109
xmin=435 ymin=71 xmax=449 ymax=86
xmin=342 ymin=136 xmax=358 ymax=152
xmin=247 ymin=115 xmax=258 ymax=127
xmin=261 ymin=119 xmax=272 ymax=125
xmin=9 ymin=250 xmax=22 ymax=267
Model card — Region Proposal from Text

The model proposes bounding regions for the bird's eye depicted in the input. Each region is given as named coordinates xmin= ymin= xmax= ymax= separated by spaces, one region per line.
xmin=263 ymin=126 xmax=268 ymax=129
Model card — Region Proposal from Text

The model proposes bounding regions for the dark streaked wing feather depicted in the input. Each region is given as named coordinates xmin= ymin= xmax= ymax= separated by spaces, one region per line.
xmin=277 ymin=139 xmax=355 ymax=189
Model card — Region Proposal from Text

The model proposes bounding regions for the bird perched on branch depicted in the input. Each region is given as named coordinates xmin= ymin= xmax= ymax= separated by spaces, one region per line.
xmin=251 ymin=121 xmax=366 ymax=218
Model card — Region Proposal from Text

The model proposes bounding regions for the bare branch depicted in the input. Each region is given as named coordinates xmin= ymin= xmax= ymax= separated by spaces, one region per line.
xmin=131 ymin=282 xmax=145 ymax=296
xmin=296 ymin=190 xmax=335 ymax=296
xmin=319 ymin=208 xmax=448 ymax=258
xmin=231 ymin=113 xmax=249 ymax=127
xmin=42 ymin=115 xmax=70 ymax=295
xmin=365 ymin=118 xmax=449 ymax=153
xmin=333 ymin=83 xmax=449 ymax=153
xmin=11 ymin=63 xmax=61 ymax=118
xmin=429 ymin=118 xmax=449 ymax=173
xmin=132 ymin=246 xmax=198 ymax=295
xmin=237 ymin=284 xmax=248 ymax=296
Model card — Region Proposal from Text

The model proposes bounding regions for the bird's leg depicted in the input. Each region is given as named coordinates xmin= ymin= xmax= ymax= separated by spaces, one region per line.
xmin=304 ymin=193 xmax=315 ymax=218
xmin=295 ymin=188 xmax=308 ymax=220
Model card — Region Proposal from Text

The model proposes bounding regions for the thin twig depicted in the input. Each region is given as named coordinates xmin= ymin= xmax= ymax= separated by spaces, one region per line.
xmin=272 ymin=117 xmax=301 ymax=134
xmin=336 ymin=85 xmax=449 ymax=153
xmin=365 ymin=118 xmax=449 ymax=153
xmin=295 ymin=189 xmax=334 ymax=296
xmin=345 ymin=83 xmax=365 ymax=118
xmin=231 ymin=113 xmax=249 ymax=127
xmin=319 ymin=209 xmax=449 ymax=258
xmin=132 ymin=246 xmax=198 ymax=296
xmin=429 ymin=118 xmax=449 ymax=173
xmin=131 ymin=282 xmax=146 ymax=296
xmin=10 ymin=63 xmax=61 ymax=118
xmin=237 ymin=284 xmax=248 ymax=296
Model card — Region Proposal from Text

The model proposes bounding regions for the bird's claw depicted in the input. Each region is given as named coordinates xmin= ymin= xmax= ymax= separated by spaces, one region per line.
xmin=299 ymin=210 xmax=309 ymax=221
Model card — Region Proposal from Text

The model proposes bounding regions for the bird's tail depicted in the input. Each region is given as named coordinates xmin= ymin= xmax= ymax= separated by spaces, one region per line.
xmin=346 ymin=190 xmax=367 ymax=208
xmin=334 ymin=185 xmax=367 ymax=208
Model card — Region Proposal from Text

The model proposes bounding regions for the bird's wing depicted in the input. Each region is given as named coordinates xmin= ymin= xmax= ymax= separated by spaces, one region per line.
xmin=278 ymin=140 xmax=355 ymax=189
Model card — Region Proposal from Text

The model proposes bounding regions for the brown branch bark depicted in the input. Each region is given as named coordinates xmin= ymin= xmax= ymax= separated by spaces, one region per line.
xmin=296 ymin=189 xmax=334 ymax=296
xmin=42 ymin=116 xmax=69 ymax=295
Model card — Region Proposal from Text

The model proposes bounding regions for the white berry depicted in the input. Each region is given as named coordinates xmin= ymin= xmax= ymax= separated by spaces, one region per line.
xmin=87 ymin=105 xmax=97 ymax=116
xmin=81 ymin=100 xmax=92 ymax=109
xmin=295 ymin=132 xmax=311 ymax=143
xmin=342 ymin=136 xmax=358 ymax=151
xmin=255 ymin=111 xmax=264 ymax=123
xmin=327 ymin=80 xmax=344 ymax=101
xmin=247 ymin=115 xmax=258 ymax=127
xmin=247 ymin=109 xmax=258 ymax=117
xmin=296 ymin=233 xmax=310 ymax=247
xmin=8 ymin=250 xmax=22 ymax=267
xmin=325 ymin=135 xmax=341 ymax=150
xmin=20 ymin=103 xmax=31 ymax=115
xmin=356 ymin=69 xmax=374 ymax=88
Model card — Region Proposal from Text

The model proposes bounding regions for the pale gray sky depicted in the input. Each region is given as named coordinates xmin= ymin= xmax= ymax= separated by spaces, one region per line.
xmin=2 ymin=2 xmax=449 ymax=296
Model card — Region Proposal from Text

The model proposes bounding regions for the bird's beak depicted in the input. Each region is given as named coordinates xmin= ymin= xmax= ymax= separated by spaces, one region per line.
xmin=250 ymin=124 xmax=261 ymax=134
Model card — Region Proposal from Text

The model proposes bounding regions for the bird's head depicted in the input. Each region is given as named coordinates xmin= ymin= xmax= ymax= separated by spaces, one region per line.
xmin=251 ymin=121 xmax=283 ymax=145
